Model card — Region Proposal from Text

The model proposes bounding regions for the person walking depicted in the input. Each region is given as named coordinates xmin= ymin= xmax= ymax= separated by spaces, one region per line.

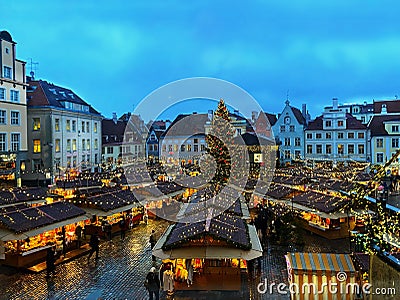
xmin=75 ymin=224 xmax=82 ymax=248
xmin=46 ymin=245 xmax=56 ymax=278
xmin=149 ymin=230 xmax=156 ymax=261
xmin=119 ymin=218 xmax=127 ymax=240
xmin=87 ymin=233 xmax=100 ymax=262
xmin=145 ymin=267 xmax=160 ymax=300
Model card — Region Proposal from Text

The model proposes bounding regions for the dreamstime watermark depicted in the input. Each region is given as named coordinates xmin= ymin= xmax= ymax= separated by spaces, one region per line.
xmin=123 ymin=77 xmax=276 ymax=223
xmin=257 ymin=272 xmax=396 ymax=296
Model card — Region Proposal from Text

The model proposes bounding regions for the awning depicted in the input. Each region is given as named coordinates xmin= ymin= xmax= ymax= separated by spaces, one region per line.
xmin=285 ymin=252 xmax=355 ymax=274
xmin=153 ymin=224 xmax=263 ymax=260
xmin=0 ymin=214 xmax=89 ymax=241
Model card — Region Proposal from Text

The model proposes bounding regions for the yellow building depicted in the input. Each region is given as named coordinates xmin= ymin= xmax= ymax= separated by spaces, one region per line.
xmin=0 ymin=31 xmax=28 ymax=186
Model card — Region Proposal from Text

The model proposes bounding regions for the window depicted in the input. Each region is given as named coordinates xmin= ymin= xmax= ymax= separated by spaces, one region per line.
xmin=289 ymin=125 xmax=295 ymax=132
xmin=201 ymin=144 xmax=206 ymax=151
xmin=162 ymin=144 xmax=166 ymax=152
xmin=0 ymin=88 xmax=5 ymax=100
xmin=338 ymin=120 xmax=344 ymax=127
xmin=306 ymin=133 xmax=312 ymax=139
xmin=154 ymin=144 xmax=158 ymax=151
xmin=326 ymin=144 xmax=332 ymax=154
xmin=82 ymin=140 xmax=86 ymax=151
xmin=10 ymin=90 xmax=19 ymax=102
xmin=33 ymin=118 xmax=40 ymax=130
xmin=107 ymin=147 xmax=113 ymax=154
xmin=0 ymin=133 xmax=5 ymax=151
xmin=33 ymin=139 xmax=41 ymax=153
xmin=280 ymin=125 xmax=285 ymax=132
xmin=72 ymin=120 xmax=76 ymax=132
xmin=358 ymin=144 xmax=365 ymax=155
xmin=10 ymin=111 xmax=19 ymax=125
xmin=338 ymin=144 xmax=344 ymax=155
xmin=55 ymin=119 xmax=60 ymax=131
xmin=72 ymin=139 xmax=77 ymax=151
xmin=348 ymin=144 xmax=355 ymax=154
xmin=5 ymin=47 xmax=9 ymax=54
xmin=3 ymin=66 xmax=11 ymax=79
xmin=392 ymin=125 xmax=399 ymax=133
xmin=358 ymin=132 xmax=365 ymax=139
xmin=284 ymin=150 xmax=291 ymax=160
xmin=295 ymin=150 xmax=300 ymax=159
xmin=94 ymin=139 xmax=98 ymax=150
xmin=194 ymin=138 xmax=198 ymax=143
xmin=376 ymin=138 xmax=383 ymax=148
xmin=187 ymin=144 xmax=192 ymax=152
xmin=95 ymin=154 xmax=98 ymax=164
xmin=316 ymin=144 xmax=322 ymax=154
xmin=67 ymin=157 xmax=71 ymax=168
xmin=348 ymin=132 xmax=355 ymax=139
xmin=180 ymin=144 xmax=185 ymax=152
xmin=0 ymin=110 xmax=6 ymax=124
xmin=316 ymin=133 xmax=322 ymax=139
xmin=94 ymin=123 xmax=98 ymax=133
xmin=86 ymin=122 xmax=89 ymax=133
xmin=67 ymin=139 xmax=71 ymax=152
xmin=377 ymin=153 xmax=384 ymax=163
xmin=326 ymin=132 xmax=332 ymax=139
xmin=166 ymin=144 xmax=172 ymax=152
xmin=82 ymin=121 xmax=85 ymax=133
xmin=11 ymin=134 xmax=19 ymax=151
xmin=194 ymin=144 xmax=198 ymax=152
xmin=73 ymin=157 xmax=77 ymax=167
xmin=66 ymin=120 xmax=71 ymax=131
xmin=392 ymin=138 xmax=399 ymax=148
xmin=284 ymin=138 xmax=290 ymax=146
xmin=87 ymin=139 xmax=90 ymax=150
xmin=361 ymin=116 xmax=366 ymax=123
xmin=306 ymin=144 xmax=313 ymax=154
xmin=338 ymin=132 xmax=344 ymax=139
xmin=325 ymin=120 xmax=332 ymax=127
xmin=295 ymin=137 xmax=301 ymax=147
xmin=236 ymin=128 xmax=242 ymax=135
xmin=55 ymin=139 xmax=60 ymax=152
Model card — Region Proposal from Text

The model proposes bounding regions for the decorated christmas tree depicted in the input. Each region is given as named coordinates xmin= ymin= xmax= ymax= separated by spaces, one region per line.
xmin=205 ymin=99 xmax=235 ymax=188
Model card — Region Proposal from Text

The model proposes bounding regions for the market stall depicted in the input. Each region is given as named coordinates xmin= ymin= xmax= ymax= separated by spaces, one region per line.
xmin=285 ymin=252 xmax=357 ymax=300
xmin=0 ymin=201 xmax=88 ymax=268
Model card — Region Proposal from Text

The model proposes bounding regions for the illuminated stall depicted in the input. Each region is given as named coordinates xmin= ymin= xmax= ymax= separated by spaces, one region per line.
xmin=285 ymin=252 xmax=357 ymax=300
xmin=0 ymin=201 xmax=88 ymax=268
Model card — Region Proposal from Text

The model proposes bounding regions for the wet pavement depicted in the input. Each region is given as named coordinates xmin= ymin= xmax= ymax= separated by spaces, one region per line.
xmin=0 ymin=221 xmax=350 ymax=300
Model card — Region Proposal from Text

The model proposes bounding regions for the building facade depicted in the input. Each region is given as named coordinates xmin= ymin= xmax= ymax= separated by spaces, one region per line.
xmin=146 ymin=120 xmax=167 ymax=163
xmin=24 ymin=80 xmax=102 ymax=184
xmin=0 ymin=31 xmax=28 ymax=186
xmin=272 ymin=100 xmax=309 ymax=163
xmin=102 ymin=112 xmax=146 ymax=169
xmin=323 ymin=99 xmax=374 ymax=124
xmin=305 ymin=99 xmax=368 ymax=162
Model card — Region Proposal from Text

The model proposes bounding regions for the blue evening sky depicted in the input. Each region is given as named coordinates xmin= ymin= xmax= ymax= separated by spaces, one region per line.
xmin=3 ymin=1 xmax=400 ymax=122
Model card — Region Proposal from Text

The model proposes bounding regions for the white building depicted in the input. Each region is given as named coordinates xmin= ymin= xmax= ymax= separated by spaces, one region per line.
xmin=305 ymin=98 xmax=368 ymax=162
xmin=0 ymin=31 xmax=28 ymax=186
xmin=24 ymin=79 xmax=102 ymax=184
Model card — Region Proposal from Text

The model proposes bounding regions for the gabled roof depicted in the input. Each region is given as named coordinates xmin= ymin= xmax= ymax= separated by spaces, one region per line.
xmin=305 ymin=116 xmax=323 ymax=130
xmin=369 ymin=114 xmax=400 ymax=137
xmin=290 ymin=106 xmax=306 ymax=125
xmin=161 ymin=114 xmax=208 ymax=138
xmin=265 ymin=112 xmax=278 ymax=126
xmin=27 ymin=80 xmax=100 ymax=115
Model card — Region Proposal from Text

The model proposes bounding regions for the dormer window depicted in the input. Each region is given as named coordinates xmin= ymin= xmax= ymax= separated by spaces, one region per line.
xmin=3 ymin=66 xmax=11 ymax=79
xmin=392 ymin=125 xmax=399 ymax=133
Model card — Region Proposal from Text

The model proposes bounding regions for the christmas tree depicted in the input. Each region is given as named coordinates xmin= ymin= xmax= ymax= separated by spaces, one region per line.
xmin=205 ymin=99 xmax=235 ymax=188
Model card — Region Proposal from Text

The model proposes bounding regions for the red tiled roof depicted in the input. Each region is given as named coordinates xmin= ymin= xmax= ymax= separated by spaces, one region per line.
xmin=374 ymin=100 xmax=400 ymax=113
xmin=306 ymin=114 xmax=366 ymax=130
xmin=368 ymin=114 xmax=400 ymax=136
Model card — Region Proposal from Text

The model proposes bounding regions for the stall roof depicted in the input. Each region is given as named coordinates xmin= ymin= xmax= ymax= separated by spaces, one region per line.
xmin=153 ymin=224 xmax=262 ymax=260
xmin=82 ymin=202 xmax=142 ymax=217
xmin=286 ymin=252 xmax=355 ymax=273
xmin=0 ymin=214 xmax=88 ymax=241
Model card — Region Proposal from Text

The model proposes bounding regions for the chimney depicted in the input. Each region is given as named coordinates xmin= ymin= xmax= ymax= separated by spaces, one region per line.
xmin=302 ymin=104 xmax=307 ymax=118
xmin=332 ymin=98 xmax=338 ymax=110
xmin=112 ymin=112 xmax=117 ymax=124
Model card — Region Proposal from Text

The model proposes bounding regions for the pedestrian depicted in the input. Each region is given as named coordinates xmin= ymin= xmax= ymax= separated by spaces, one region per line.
xmin=87 ymin=233 xmax=100 ymax=261
xmin=75 ymin=224 xmax=82 ymax=248
xmin=119 ymin=218 xmax=126 ymax=240
xmin=143 ymin=209 xmax=148 ymax=225
xmin=46 ymin=245 xmax=56 ymax=278
xmin=149 ymin=230 xmax=156 ymax=261
xmin=145 ymin=266 xmax=160 ymax=300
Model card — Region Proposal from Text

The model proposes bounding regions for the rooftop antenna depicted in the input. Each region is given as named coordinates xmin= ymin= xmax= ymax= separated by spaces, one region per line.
xmin=286 ymin=89 xmax=289 ymax=101
xmin=28 ymin=58 xmax=39 ymax=80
